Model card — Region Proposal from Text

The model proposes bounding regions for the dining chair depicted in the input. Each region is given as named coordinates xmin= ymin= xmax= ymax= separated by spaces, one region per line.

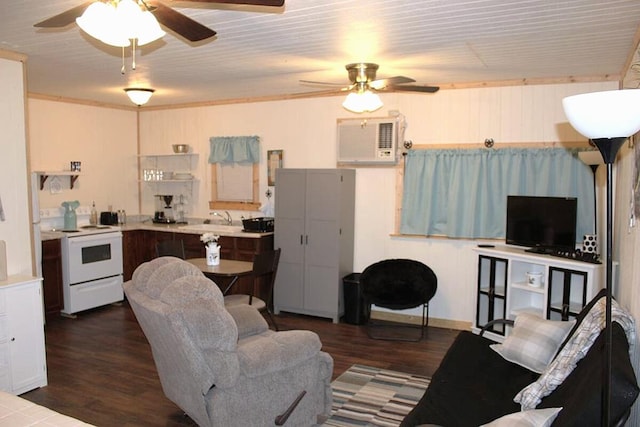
xmin=224 ymin=248 xmax=281 ymax=331
xmin=155 ymin=239 xmax=186 ymax=259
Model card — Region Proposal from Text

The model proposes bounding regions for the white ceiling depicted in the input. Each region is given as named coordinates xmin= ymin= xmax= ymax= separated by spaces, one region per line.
xmin=2 ymin=0 xmax=640 ymax=108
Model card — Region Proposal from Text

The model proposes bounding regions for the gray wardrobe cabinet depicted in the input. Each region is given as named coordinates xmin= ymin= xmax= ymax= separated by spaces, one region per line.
xmin=273 ymin=168 xmax=355 ymax=323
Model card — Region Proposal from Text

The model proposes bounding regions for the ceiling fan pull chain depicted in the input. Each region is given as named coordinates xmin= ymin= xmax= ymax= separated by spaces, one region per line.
xmin=121 ymin=47 xmax=126 ymax=75
xmin=132 ymin=39 xmax=137 ymax=71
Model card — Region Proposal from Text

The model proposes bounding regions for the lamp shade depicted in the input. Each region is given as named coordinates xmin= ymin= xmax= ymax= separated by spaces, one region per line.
xmin=342 ymin=91 xmax=383 ymax=113
xmin=136 ymin=11 xmax=166 ymax=46
xmin=563 ymin=90 xmax=640 ymax=139
xmin=124 ymin=88 xmax=154 ymax=105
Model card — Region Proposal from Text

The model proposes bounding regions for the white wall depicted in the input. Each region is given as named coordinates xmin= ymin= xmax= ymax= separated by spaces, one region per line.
xmin=28 ymin=99 xmax=138 ymax=214
xmin=0 ymin=56 xmax=32 ymax=276
xmin=27 ymin=81 xmax=627 ymax=324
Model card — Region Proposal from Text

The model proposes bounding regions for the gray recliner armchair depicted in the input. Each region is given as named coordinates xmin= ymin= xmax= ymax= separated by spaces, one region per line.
xmin=124 ymin=257 xmax=333 ymax=426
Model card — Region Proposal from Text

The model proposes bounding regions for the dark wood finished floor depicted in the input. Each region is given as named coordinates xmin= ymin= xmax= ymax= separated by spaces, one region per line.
xmin=22 ymin=303 xmax=459 ymax=426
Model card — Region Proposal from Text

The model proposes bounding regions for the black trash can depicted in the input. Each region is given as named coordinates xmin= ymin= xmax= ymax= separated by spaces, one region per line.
xmin=342 ymin=273 xmax=370 ymax=325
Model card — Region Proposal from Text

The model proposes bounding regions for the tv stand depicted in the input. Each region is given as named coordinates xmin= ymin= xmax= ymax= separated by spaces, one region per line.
xmin=473 ymin=246 xmax=605 ymax=342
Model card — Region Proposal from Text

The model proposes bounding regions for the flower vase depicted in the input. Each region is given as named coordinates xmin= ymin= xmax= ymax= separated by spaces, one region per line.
xmin=206 ymin=244 xmax=220 ymax=266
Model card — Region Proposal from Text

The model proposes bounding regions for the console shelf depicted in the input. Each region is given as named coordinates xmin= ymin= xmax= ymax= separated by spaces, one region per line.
xmin=473 ymin=245 xmax=605 ymax=342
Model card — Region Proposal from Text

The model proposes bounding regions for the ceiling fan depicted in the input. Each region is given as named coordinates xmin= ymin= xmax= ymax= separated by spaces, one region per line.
xmin=301 ymin=63 xmax=440 ymax=94
xmin=34 ymin=0 xmax=285 ymax=43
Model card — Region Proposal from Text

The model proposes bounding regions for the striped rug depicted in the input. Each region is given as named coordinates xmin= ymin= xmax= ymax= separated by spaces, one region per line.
xmin=323 ymin=364 xmax=430 ymax=427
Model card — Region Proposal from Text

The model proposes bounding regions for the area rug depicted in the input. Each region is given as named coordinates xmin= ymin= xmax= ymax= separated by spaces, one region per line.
xmin=323 ymin=364 xmax=430 ymax=427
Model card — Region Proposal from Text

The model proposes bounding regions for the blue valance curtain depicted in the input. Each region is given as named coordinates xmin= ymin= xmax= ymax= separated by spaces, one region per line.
xmin=400 ymin=147 xmax=595 ymax=240
xmin=208 ymin=136 xmax=260 ymax=164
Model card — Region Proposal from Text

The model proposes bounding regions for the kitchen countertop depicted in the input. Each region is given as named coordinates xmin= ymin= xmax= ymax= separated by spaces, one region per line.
xmin=41 ymin=221 xmax=273 ymax=241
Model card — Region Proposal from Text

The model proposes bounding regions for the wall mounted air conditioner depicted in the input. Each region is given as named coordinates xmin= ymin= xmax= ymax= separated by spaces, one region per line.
xmin=337 ymin=117 xmax=399 ymax=165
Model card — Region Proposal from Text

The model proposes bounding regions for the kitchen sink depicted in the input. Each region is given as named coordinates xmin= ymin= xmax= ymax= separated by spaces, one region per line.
xmin=178 ymin=223 xmax=244 ymax=234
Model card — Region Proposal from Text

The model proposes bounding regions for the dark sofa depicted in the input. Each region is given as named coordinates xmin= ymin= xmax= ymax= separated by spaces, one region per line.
xmin=401 ymin=292 xmax=639 ymax=426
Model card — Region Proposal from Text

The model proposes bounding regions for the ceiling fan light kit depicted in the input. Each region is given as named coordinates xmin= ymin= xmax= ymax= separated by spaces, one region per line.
xmin=302 ymin=62 xmax=440 ymax=113
xmin=76 ymin=0 xmax=166 ymax=47
xmin=342 ymin=91 xmax=383 ymax=113
xmin=124 ymin=87 xmax=155 ymax=105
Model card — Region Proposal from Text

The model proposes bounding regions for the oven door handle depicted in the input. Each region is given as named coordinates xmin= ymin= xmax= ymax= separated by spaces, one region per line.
xmin=67 ymin=232 xmax=123 ymax=246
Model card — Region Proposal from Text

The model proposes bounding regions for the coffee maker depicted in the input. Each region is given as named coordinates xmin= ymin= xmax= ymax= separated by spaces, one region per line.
xmin=153 ymin=195 xmax=175 ymax=224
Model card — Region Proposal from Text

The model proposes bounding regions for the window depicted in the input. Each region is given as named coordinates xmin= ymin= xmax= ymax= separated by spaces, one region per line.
xmin=399 ymin=146 xmax=595 ymax=240
xmin=208 ymin=136 xmax=261 ymax=211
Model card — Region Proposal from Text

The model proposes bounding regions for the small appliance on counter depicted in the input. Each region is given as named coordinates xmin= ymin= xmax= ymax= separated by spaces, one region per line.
xmin=153 ymin=194 xmax=176 ymax=224
xmin=100 ymin=211 xmax=119 ymax=225
xmin=242 ymin=217 xmax=274 ymax=233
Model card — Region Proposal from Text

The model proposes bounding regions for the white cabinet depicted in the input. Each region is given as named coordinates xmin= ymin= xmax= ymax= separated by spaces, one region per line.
xmin=474 ymin=246 xmax=604 ymax=342
xmin=0 ymin=276 xmax=47 ymax=394
xmin=273 ymin=169 xmax=355 ymax=323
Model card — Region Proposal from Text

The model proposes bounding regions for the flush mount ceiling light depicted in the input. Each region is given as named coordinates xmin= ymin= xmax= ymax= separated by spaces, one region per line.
xmin=124 ymin=88 xmax=155 ymax=106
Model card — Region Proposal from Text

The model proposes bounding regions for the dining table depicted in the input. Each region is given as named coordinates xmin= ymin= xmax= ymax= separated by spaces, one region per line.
xmin=186 ymin=258 xmax=254 ymax=295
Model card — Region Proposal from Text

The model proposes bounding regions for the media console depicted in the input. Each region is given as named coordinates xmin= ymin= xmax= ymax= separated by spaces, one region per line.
xmin=473 ymin=245 xmax=606 ymax=342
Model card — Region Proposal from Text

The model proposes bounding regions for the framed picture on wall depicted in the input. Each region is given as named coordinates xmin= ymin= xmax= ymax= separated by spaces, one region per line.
xmin=267 ymin=150 xmax=283 ymax=186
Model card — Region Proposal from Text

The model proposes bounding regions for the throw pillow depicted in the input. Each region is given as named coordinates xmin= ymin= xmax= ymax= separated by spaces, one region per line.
xmin=481 ymin=407 xmax=562 ymax=427
xmin=490 ymin=313 xmax=575 ymax=373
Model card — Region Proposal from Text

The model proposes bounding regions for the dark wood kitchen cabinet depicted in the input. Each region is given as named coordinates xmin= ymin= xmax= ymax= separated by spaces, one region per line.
xmin=123 ymin=230 xmax=144 ymax=281
xmin=123 ymin=229 xmax=273 ymax=299
xmin=41 ymin=239 xmax=64 ymax=317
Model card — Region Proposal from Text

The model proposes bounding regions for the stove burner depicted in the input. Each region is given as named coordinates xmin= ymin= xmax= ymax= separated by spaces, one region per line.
xmin=80 ymin=225 xmax=111 ymax=230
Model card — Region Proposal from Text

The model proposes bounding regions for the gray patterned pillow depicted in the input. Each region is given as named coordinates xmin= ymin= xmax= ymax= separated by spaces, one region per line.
xmin=490 ymin=313 xmax=574 ymax=373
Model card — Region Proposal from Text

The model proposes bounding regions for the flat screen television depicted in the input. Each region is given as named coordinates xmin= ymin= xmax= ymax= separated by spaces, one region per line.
xmin=506 ymin=195 xmax=578 ymax=252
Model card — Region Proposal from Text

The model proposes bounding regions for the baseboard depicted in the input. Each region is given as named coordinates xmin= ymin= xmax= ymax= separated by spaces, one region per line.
xmin=370 ymin=310 xmax=471 ymax=331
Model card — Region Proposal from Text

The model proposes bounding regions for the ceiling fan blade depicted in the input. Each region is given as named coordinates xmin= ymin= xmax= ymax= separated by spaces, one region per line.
xmin=300 ymin=80 xmax=345 ymax=87
xmin=300 ymin=80 xmax=354 ymax=92
xmin=153 ymin=3 xmax=217 ymax=42
xmin=34 ymin=2 xmax=93 ymax=28
xmin=182 ymin=0 xmax=284 ymax=6
xmin=384 ymin=84 xmax=440 ymax=93
xmin=369 ymin=76 xmax=415 ymax=90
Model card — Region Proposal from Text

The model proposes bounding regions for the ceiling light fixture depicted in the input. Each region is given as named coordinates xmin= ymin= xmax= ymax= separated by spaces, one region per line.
xmin=342 ymin=89 xmax=383 ymax=113
xmin=76 ymin=0 xmax=165 ymax=73
xmin=124 ymin=88 xmax=155 ymax=106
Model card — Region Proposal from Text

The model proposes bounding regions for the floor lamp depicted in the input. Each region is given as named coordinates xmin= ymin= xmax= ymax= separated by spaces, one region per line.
xmin=563 ymin=89 xmax=640 ymax=426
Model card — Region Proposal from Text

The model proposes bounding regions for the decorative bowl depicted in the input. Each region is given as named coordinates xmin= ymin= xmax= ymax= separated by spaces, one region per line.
xmin=172 ymin=144 xmax=189 ymax=153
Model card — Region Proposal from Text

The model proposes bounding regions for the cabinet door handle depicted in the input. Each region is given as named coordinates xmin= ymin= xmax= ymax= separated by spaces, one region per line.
xmin=300 ymin=235 xmax=303 ymax=245
xmin=305 ymin=235 xmax=309 ymax=245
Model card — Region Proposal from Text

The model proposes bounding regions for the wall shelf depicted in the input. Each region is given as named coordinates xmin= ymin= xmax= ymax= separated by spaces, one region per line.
xmin=34 ymin=171 xmax=81 ymax=190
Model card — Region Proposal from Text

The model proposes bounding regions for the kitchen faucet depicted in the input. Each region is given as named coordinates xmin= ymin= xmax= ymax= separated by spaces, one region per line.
xmin=210 ymin=211 xmax=232 ymax=225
